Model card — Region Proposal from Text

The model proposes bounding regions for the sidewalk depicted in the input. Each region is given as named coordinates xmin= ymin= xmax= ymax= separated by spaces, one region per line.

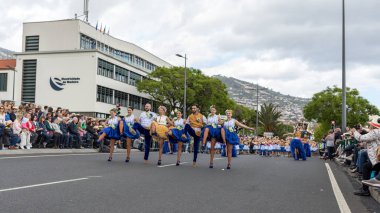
xmin=0 ymin=148 xmax=130 ymax=155
xmin=335 ymin=158 xmax=380 ymax=204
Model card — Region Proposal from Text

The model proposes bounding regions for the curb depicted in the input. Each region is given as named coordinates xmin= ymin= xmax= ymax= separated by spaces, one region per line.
xmin=334 ymin=158 xmax=380 ymax=204
xmin=0 ymin=148 xmax=134 ymax=155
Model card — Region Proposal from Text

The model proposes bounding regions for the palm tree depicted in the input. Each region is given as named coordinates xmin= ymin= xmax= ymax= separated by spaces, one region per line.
xmin=258 ymin=103 xmax=282 ymax=132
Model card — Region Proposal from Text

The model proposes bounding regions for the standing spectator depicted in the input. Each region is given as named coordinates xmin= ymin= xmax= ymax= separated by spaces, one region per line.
xmin=20 ymin=113 xmax=33 ymax=149
xmin=69 ymin=117 xmax=82 ymax=149
xmin=325 ymin=130 xmax=335 ymax=161
xmin=30 ymin=115 xmax=39 ymax=145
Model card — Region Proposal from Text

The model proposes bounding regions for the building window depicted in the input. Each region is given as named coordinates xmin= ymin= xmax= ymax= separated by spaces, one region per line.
xmin=80 ymin=34 xmax=96 ymax=49
xmin=115 ymin=65 xmax=128 ymax=84
xmin=25 ymin=36 xmax=39 ymax=52
xmin=0 ymin=73 xmax=7 ymax=91
xmin=97 ymin=58 xmax=114 ymax=79
xmin=115 ymin=90 xmax=129 ymax=107
xmin=80 ymin=34 xmax=157 ymax=71
xmin=129 ymin=94 xmax=141 ymax=110
xmin=22 ymin=60 xmax=37 ymax=103
xmin=129 ymin=71 xmax=142 ymax=86
xmin=97 ymin=85 xmax=114 ymax=104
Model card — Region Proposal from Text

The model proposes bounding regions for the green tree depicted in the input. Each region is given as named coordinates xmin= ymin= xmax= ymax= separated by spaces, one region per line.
xmin=313 ymin=123 xmax=331 ymax=142
xmin=274 ymin=123 xmax=294 ymax=138
xmin=136 ymin=66 xmax=236 ymax=115
xmin=303 ymin=86 xmax=379 ymax=128
xmin=258 ymin=103 xmax=282 ymax=132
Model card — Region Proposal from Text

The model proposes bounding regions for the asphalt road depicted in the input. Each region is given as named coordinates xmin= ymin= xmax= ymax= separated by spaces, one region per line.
xmin=0 ymin=151 xmax=379 ymax=213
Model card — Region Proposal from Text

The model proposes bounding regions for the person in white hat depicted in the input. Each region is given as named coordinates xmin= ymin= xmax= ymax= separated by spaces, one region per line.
xmin=351 ymin=117 xmax=380 ymax=196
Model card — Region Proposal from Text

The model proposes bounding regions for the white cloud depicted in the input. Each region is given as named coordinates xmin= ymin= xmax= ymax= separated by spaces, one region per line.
xmin=1 ymin=0 xmax=380 ymax=108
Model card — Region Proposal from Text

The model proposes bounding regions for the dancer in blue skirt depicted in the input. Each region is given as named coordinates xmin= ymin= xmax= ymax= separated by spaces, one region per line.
xmin=221 ymin=110 xmax=254 ymax=169
xmin=97 ymin=108 xmax=121 ymax=161
xmin=201 ymin=105 xmax=223 ymax=168
xmin=119 ymin=106 xmax=140 ymax=163
xmin=168 ymin=111 xmax=190 ymax=166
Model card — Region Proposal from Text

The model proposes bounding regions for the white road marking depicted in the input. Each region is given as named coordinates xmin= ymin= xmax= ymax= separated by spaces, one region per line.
xmin=0 ymin=176 xmax=101 ymax=192
xmin=325 ymin=163 xmax=351 ymax=213
xmin=0 ymin=153 xmax=103 ymax=160
xmin=158 ymin=157 xmax=224 ymax=168
xmin=158 ymin=162 xmax=189 ymax=168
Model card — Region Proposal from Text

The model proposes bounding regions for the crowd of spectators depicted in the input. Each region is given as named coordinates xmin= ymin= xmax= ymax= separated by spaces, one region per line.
xmin=0 ymin=101 xmax=101 ymax=150
xmin=324 ymin=118 xmax=380 ymax=197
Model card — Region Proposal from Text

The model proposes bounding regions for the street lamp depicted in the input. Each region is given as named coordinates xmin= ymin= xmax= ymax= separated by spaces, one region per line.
xmin=176 ymin=53 xmax=187 ymax=118
xmin=341 ymin=0 xmax=347 ymax=132
xmin=255 ymin=83 xmax=259 ymax=137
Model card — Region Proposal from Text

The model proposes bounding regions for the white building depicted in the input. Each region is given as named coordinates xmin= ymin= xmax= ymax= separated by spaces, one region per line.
xmin=0 ymin=59 xmax=16 ymax=101
xmin=12 ymin=19 xmax=171 ymax=117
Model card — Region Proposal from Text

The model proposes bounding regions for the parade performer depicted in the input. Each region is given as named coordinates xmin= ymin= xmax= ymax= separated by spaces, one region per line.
xmin=97 ymin=109 xmax=121 ymax=161
xmin=133 ymin=103 xmax=157 ymax=163
xmin=221 ymin=110 xmax=254 ymax=169
xmin=184 ymin=104 xmax=207 ymax=167
xmin=201 ymin=105 xmax=223 ymax=168
xmin=119 ymin=107 xmax=140 ymax=163
xmin=290 ymin=137 xmax=306 ymax=161
xmin=303 ymin=137 xmax=311 ymax=157
xmin=168 ymin=111 xmax=190 ymax=166
xmin=150 ymin=106 xmax=172 ymax=165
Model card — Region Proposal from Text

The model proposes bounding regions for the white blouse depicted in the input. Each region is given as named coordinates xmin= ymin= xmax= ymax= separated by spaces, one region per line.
xmin=156 ymin=115 xmax=168 ymax=126
xmin=108 ymin=116 xmax=119 ymax=126
xmin=207 ymin=114 xmax=219 ymax=126
xmin=124 ymin=114 xmax=135 ymax=125
xmin=174 ymin=118 xmax=185 ymax=128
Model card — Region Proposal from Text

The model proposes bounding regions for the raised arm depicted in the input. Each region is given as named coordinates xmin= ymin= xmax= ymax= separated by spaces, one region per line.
xmin=235 ymin=120 xmax=254 ymax=131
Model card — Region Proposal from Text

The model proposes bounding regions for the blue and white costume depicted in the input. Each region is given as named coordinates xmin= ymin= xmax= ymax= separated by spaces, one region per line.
xmin=100 ymin=116 xmax=120 ymax=140
xmin=203 ymin=114 xmax=222 ymax=141
xmin=223 ymin=119 xmax=239 ymax=145
xmin=169 ymin=118 xmax=190 ymax=143
xmin=122 ymin=114 xmax=140 ymax=139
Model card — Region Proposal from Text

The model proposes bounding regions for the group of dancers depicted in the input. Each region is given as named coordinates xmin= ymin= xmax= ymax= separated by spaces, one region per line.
xmin=97 ymin=103 xmax=254 ymax=169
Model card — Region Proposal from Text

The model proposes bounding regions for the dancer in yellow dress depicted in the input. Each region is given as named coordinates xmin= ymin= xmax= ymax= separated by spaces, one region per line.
xmin=150 ymin=106 xmax=173 ymax=165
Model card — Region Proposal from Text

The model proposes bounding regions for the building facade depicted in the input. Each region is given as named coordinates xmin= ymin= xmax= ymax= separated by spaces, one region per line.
xmin=0 ymin=59 xmax=16 ymax=101
xmin=13 ymin=19 xmax=171 ymax=117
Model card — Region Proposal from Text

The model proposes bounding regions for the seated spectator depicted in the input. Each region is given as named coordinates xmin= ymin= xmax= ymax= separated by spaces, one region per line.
xmin=86 ymin=119 xmax=98 ymax=148
xmin=36 ymin=116 xmax=52 ymax=148
xmin=51 ymin=117 xmax=63 ymax=149
xmin=68 ymin=117 xmax=83 ymax=149
xmin=352 ymin=118 xmax=380 ymax=196
xmin=59 ymin=117 xmax=71 ymax=148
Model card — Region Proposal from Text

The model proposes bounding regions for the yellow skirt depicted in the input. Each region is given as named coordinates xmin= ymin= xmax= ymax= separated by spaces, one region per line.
xmin=151 ymin=122 xmax=169 ymax=140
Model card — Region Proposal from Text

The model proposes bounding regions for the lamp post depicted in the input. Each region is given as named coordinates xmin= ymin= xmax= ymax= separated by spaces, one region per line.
xmin=255 ymin=83 xmax=259 ymax=137
xmin=176 ymin=53 xmax=187 ymax=118
xmin=341 ymin=0 xmax=347 ymax=133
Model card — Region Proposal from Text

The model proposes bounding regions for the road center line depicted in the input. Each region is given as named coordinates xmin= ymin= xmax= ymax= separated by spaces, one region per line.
xmin=158 ymin=157 xmax=224 ymax=168
xmin=0 ymin=153 xmax=103 ymax=160
xmin=325 ymin=163 xmax=351 ymax=213
xmin=0 ymin=177 xmax=100 ymax=192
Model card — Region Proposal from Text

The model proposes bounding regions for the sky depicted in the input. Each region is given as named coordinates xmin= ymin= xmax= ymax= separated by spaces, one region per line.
xmin=1 ymin=0 xmax=380 ymax=107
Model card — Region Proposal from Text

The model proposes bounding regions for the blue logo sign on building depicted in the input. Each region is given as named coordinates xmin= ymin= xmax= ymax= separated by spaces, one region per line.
xmin=50 ymin=77 xmax=80 ymax=91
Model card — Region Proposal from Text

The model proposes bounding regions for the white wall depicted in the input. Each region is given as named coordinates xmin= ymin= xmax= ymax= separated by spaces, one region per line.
xmin=0 ymin=69 xmax=16 ymax=101
xmin=23 ymin=20 xmax=80 ymax=52
xmin=16 ymin=52 xmax=97 ymax=111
